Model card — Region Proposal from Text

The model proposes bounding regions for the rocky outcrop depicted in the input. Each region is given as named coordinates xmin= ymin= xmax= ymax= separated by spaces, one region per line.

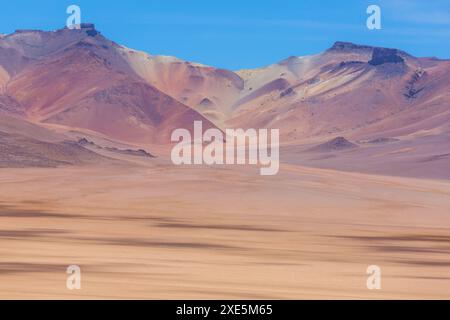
xmin=369 ymin=48 xmax=404 ymax=66
xmin=198 ymin=98 xmax=215 ymax=107
xmin=327 ymin=41 xmax=374 ymax=53
xmin=404 ymin=68 xmax=426 ymax=99
xmin=77 ymin=138 xmax=155 ymax=158
xmin=80 ymin=23 xmax=96 ymax=30
xmin=309 ymin=137 xmax=359 ymax=152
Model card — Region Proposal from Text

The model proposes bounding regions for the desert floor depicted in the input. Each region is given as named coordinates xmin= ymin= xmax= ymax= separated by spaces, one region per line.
xmin=0 ymin=162 xmax=449 ymax=299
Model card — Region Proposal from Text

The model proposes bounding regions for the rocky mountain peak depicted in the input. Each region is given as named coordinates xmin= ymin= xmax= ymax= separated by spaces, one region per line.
xmin=327 ymin=41 xmax=374 ymax=52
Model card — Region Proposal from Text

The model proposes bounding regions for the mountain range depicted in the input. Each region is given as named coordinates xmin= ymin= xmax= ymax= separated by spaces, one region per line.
xmin=1 ymin=24 xmax=449 ymax=178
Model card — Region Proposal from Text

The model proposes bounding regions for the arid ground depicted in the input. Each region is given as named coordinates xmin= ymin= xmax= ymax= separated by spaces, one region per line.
xmin=0 ymin=161 xmax=449 ymax=299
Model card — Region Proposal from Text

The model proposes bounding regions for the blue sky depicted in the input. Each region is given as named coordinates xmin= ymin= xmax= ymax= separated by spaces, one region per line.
xmin=0 ymin=0 xmax=449 ymax=70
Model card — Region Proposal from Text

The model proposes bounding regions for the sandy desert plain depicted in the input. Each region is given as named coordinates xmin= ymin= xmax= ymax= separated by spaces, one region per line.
xmin=0 ymin=155 xmax=449 ymax=299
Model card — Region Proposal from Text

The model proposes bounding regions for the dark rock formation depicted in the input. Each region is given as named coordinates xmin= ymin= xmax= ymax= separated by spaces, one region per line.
xmin=280 ymin=87 xmax=295 ymax=98
xmin=327 ymin=41 xmax=374 ymax=52
xmin=80 ymin=23 xmax=96 ymax=30
xmin=404 ymin=69 xmax=426 ymax=99
xmin=369 ymin=48 xmax=404 ymax=66
xmin=77 ymin=138 xmax=95 ymax=146
xmin=77 ymin=138 xmax=155 ymax=158
xmin=104 ymin=147 xmax=155 ymax=158
xmin=198 ymin=98 xmax=215 ymax=107
xmin=309 ymin=137 xmax=358 ymax=152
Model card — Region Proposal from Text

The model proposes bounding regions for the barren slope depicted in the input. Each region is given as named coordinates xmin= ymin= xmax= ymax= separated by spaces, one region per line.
xmin=2 ymin=26 xmax=217 ymax=144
